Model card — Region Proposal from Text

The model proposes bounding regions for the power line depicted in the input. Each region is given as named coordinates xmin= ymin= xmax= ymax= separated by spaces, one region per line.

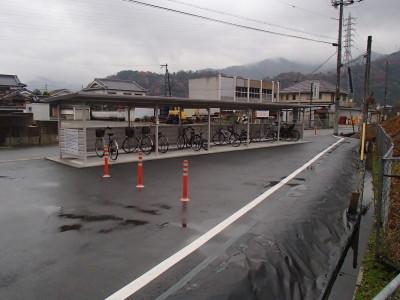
xmin=122 ymin=0 xmax=335 ymax=45
xmin=275 ymin=0 xmax=338 ymax=21
xmin=161 ymin=0 xmax=335 ymax=40
xmin=308 ymin=51 xmax=337 ymax=75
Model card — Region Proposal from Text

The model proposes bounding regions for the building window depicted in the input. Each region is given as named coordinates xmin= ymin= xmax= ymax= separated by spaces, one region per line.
xmin=292 ymin=94 xmax=296 ymax=101
xmin=123 ymin=92 xmax=132 ymax=95
xmin=107 ymin=91 xmax=117 ymax=95
xmin=235 ymin=87 xmax=247 ymax=98
xmin=249 ymin=87 xmax=259 ymax=98
xmin=286 ymin=94 xmax=289 ymax=101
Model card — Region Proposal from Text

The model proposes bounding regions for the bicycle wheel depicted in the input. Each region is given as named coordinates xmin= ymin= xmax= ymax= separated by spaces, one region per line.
xmin=230 ymin=133 xmax=241 ymax=147
xmin=159 ymin=136 xmax=169 ymax=153
xmin=191 ymin=135 xmax=202 ymax=151
xmin=290 ymin=130 xmax=300 ymax=141
xmin=109 ymin=140 xmax=119 ymax=160
xmin=122 ymin=137 xmax=138 ymax=153
xmin=177 ymin=135 xmax=185 ymax=150
xmin=202 ymin=138 xmax=208 ymax=150
xmin=95 ymin=139 xmax=104 ymax=158
xmin=252 ymin=130 xmax=261 ymax=142
xmin=212 ymin=132 xmax=223 ymax=145
xmin=240 ymin=132 xmax=249 ymax=144
xmin=140 ymin=136 xmax=153 ymax=155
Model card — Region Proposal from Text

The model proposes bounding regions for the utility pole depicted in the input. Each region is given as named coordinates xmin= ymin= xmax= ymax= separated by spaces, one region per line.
xmin=331 ymin=0 xmax=363 ymax=136
xmin=160 ymin=64 xmax=172 ymax=97
xmin=383 ymin=60 xmax=389 ymax=108
xmin=160 ymin=64 xmax=172 ymax=120
xmin=309 ymin=81 xmax=313 ymax=128
xmin=363 ymin=36 xmax=372 ymax=123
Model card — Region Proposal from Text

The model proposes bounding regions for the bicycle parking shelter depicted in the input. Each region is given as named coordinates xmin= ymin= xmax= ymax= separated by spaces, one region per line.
xmin=44 ymin=92 xmax=306 ymax=163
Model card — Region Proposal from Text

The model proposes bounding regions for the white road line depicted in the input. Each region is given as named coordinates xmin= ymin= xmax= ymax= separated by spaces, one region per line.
xmin=106 ymin=138 xmax=345 ymax=300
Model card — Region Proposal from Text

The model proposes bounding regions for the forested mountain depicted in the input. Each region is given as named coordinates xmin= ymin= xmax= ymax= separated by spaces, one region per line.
xmin=107 ymin=50 xmax=400 ymax=106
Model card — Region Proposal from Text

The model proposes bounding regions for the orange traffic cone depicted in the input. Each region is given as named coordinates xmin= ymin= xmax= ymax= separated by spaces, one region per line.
xmin=102 ymin=146 xmax=111 ymax=178
xmin=136 ymin=152 xmax=144 ymax=190
xmin=181 ymin=160 xmax=189 ymax=202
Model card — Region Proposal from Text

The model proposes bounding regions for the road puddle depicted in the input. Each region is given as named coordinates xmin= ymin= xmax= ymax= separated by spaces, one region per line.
xmin=124 ymin=205 xmax=160 ymax=215
xmin=153 ymin=203 xmax=172 ymax=210
xmin=121 ymin=219 xmax=148 ymax=226
xmin=98 ymin=219 xmax=149 ymax=234
xmin=59 ymin=224 xmax=82 ymax=232
xmin=59 ymin=213 xmax=123 ymax=222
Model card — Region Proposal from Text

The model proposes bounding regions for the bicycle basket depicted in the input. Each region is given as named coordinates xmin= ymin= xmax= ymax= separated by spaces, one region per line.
xmin=125 ymin=127 xmax=135 ymax=137
xmin=141 ymin=126 xmax=150 ymax=134
xmin=95 ymin=128 xmax=105 ymax=138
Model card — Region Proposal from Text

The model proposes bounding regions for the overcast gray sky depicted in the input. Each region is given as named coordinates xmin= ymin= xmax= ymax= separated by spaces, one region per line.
xmin=0 ymin=0 xmax=398 ymax=89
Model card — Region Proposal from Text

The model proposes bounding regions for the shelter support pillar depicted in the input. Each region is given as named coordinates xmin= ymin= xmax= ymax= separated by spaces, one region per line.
xmin=272 ymin=81 xmax=275 ymax=102
xmin=127 ymin=106 xmax=131 ymax=127
xmin=247 ymin=109 xmax=251 ymax=146
xmin=178 ymin=106 xmax=182 ymax=126
xmin=207 ymin=108 xmax=211 ymax=151
xmin=155 ymin=106 xmax=159 ymax=156
xmin=82 ymin=104 xmax=88 ymax=163
xmin=277 ymin=109 xmax=281 ymax=143
xmin=57 ymin=104 xmax=62 ymax=160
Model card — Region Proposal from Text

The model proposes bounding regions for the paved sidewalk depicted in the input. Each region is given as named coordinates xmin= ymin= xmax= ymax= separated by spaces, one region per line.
xmin=0 ymin=144 xmax=58 ymax=163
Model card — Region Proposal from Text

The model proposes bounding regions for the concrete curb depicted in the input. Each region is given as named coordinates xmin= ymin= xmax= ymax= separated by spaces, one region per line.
xmin=46 ymin=140 xmax=310 ymax=168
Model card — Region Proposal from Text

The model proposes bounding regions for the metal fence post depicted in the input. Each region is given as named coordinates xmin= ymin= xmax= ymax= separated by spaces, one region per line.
xmin=375 ymin=136 xmax=384 ymax=259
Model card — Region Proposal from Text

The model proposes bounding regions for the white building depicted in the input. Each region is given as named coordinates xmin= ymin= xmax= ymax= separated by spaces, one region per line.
xmin=69 ymin=78 xmax=152 ymax=120
xmin=188 ymin=74 xmax=280 ymax=116
xmin=189 ymin=74 xmax=279 ymax=103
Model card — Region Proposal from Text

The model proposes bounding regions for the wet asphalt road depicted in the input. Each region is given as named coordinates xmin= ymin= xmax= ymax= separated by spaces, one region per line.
xmin=0 ymin=135 xmax=356 ymax=299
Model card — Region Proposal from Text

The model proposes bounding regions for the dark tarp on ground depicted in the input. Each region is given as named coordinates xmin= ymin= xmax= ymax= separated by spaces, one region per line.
xmin=163 ymin=141 xmax=359 ymax=300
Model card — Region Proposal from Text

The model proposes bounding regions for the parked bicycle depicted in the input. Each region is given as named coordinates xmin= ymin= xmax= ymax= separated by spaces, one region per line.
xmin=191 ymin=131 xmax=208 ymax=151
xmin=122 ymin=127 xmax=139 ymax=153
xmin=95 ymin=127 xmax=119 ymax=160
xmin=252 ymin=123 xmax=277 ymax=142
xmin=212 ymin=126 xmax=240 ymax=147
xmin=275 ymin=123 xmax=300 ymax=141
xmin=176 ymin=126 xmax=196 ymax=150
xmin=238 ymin=129 xmax=251 ymax=144
xmin=139 ymin=126 xmax=169 ymax=155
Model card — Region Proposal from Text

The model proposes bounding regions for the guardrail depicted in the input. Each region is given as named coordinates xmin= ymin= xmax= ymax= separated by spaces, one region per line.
xmin=373 ymin=273 xmax=400 ymax=300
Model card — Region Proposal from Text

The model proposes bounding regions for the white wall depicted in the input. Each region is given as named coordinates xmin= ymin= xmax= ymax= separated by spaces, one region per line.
xmin=220 ymin=76 xmax=234 ymax=101
xmin=25 ymin=103 xmax=50 ymax=121
xmin=188 ymin=77 xmax=219 ymax=100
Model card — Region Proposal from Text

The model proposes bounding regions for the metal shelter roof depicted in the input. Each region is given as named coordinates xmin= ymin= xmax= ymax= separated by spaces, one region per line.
xmin=44 ymin=92 xmax=306 ymax=111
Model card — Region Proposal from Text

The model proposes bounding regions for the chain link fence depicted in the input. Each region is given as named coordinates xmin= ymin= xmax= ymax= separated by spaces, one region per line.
xmin=375 ymin=125 xmax=400 ymax=269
